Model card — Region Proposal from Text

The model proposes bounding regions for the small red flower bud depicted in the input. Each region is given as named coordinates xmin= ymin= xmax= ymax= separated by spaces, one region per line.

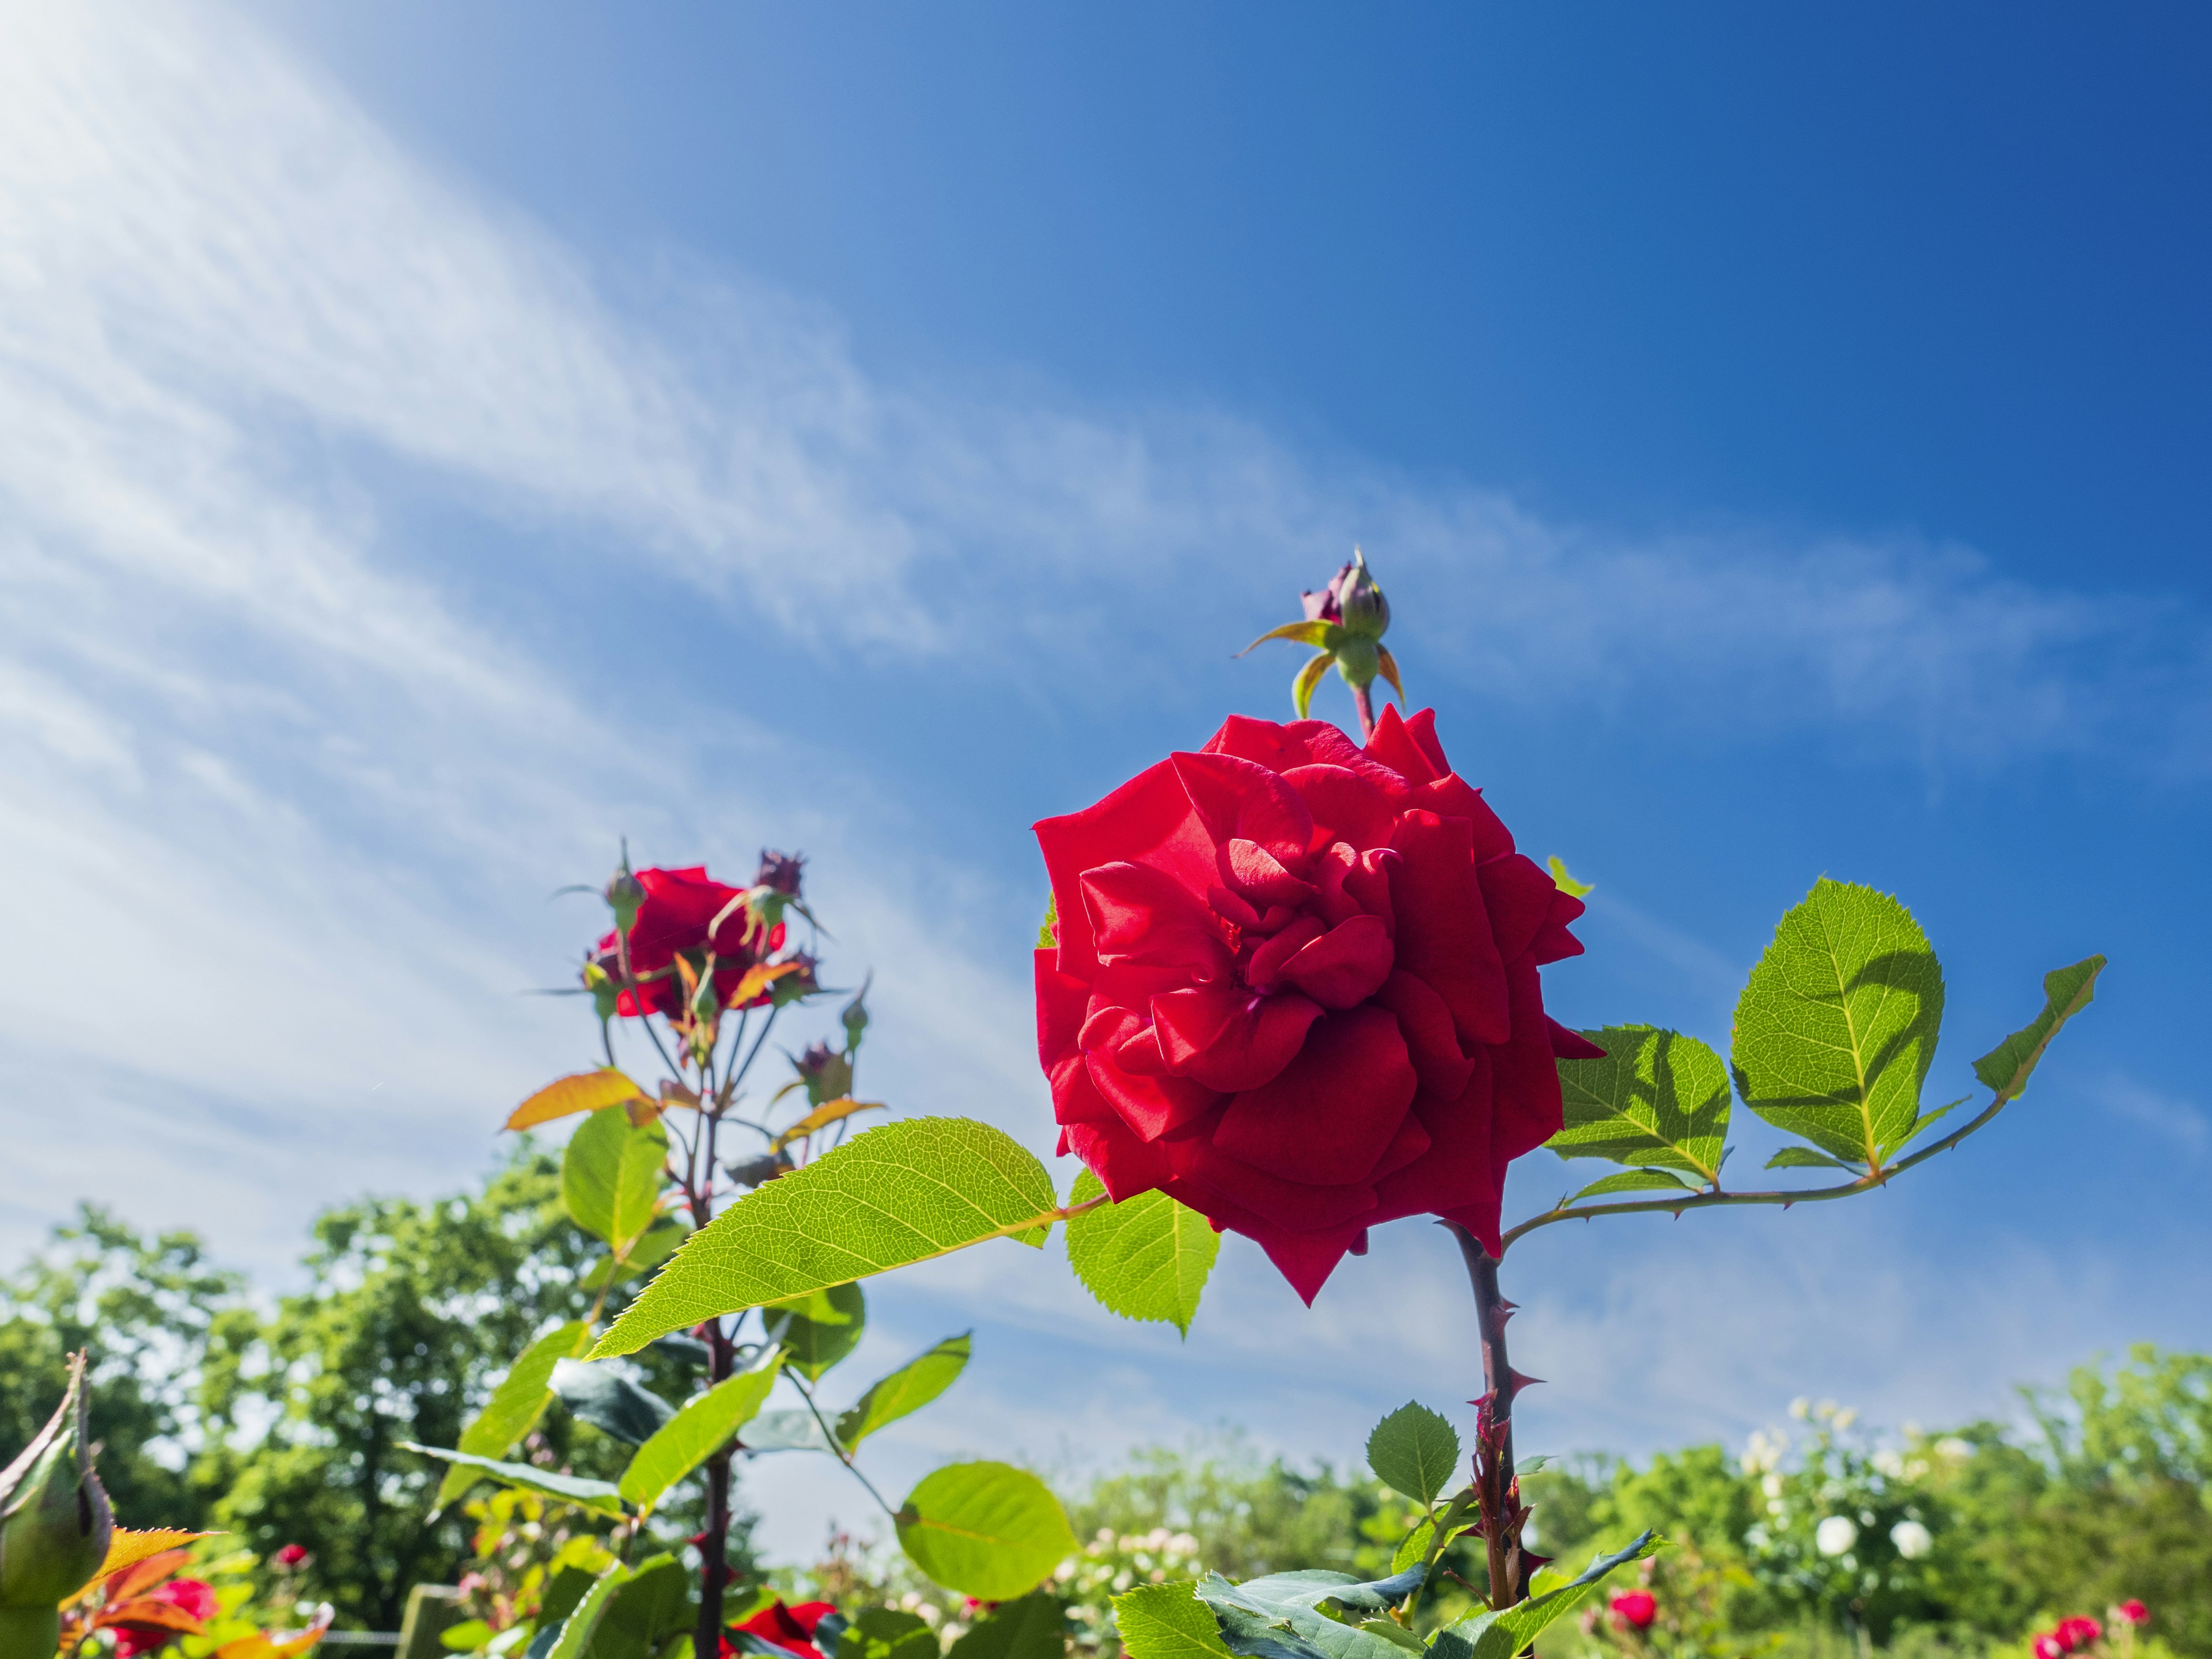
xmin=755 ymin=850 xmax=806 ymax=896
xmin=2114 ymin=1603 xmax=2149 ymax=1627
xmin=1611 ymin=1591 xmax=1657 ymax=1630
xmin=274 ymin=1543 xmax=309 ymax=1569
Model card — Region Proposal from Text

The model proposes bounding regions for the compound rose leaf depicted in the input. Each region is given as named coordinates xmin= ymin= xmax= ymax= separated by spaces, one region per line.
xmin=1972 ymin=956 xmax=2105 ymax=1104
xmin=1548 ymin=1027 xmax=1728 ymax=1183
xmin=1065 ymin=1169 xmax=1218 ymax=1338
xmin=1730 ymin=880 xmax=1944 ymax=1171
xmin=590 ymin=1119 xmax=1059 ymax=1358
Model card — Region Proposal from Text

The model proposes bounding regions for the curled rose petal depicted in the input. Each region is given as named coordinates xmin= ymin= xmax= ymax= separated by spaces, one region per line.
xmin=1278 ymin=914 xmax=1394 ymax=1009
xmin=1212 ymin=1006 xmax=1416 ymax=1185
xmin=1152 ymin=983 xmax=1324 ymax=1092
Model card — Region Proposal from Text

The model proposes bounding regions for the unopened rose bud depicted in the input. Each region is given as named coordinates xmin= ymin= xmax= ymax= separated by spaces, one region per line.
xmin=604 ymin=859 xmax=646 ymax=937
xmin=841 ymin=976 xmax=871 ymax=1047
xmin=0 ymin=1353 xmax=113 ymax=1654
xmin=1609 ymin=1591 xmax=1657 ymax=1631
xmin=581 ymin=959 xmax=620 ymax=1022
xmin=690 ymin=963 xmax=721 ymax=1026
xmin=755 ymin=850 xmax=805 ymax=897
xmin=793 ymin=1040 xmax=854 ymax=1107
xmin=1332 ymin=548 xmax=1389 ymax=641
xmin=770 ymin=953 xmax=823 ymax=1010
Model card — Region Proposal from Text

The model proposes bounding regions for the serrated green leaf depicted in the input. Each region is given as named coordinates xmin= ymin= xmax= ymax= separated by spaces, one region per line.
xmin=617 ymin=1349 xmax=783 ymax=1512
xmin=550 ymin=1359 xmax=676 ymax=1445
xmin=1038 ymin=895 xmax=1059 ymax=952
xmin=1388 ymin=1518 xmax=1434 ymax=1576
xmin=1546 ymin=857 xmax=1594 ymax=900
xmin=948 ymin=1593 xmax=1066 ymax=1659
xmin=1112 ymin=1584 xmax=1229 ymax=1659
xmin=1065 ymin=1170 xmax=1219 ymax=1338
xmin=1194 ymin=1567 xmax=1426 ymax=1659
xmin=1764 ymin=1147 xmax=1857 ymax=1172
xmin=400 ymin=1443 xmax=628 ymax=1517
xmin=839 ymin=1609 xmax=939 ymax=1659
xmin=763 ymin=1281 xmax=868 ymax=1382
xmin=1550 ymin=1027 xmax=1729 ymax=1181
xmin=1566 ymin=1169 xmax=1702 ymax=1202
xmin=837 ymin=1334 xmax=971 ymax=1451
xmin=1731 ymin=880 xmax=1945 ymax=1170
xmin=1427 ymin=1532 xmax=1660 ymax=1659
xmin=565 ymin=1108 xmax=668 ymax=1252
xmin=436 ymin=1321 xmax=590 ymax=1508
xmin=1366 ymin=1403 xmax=1460 ymax=1505
xmin=1973 ymin=956 xmax=2105 ymax=1104
xmin=896 ymin=1461 xmax=1077 ymax=1601
xmin=592 ymin=1118 xmax=1060 ymax=1358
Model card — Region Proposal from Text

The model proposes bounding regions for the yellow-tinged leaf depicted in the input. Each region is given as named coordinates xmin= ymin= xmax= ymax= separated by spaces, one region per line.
xmin=215 ymin=1608 xmax=332 ymax=1659
xmin=771 ymin=1098 xmax=888 ymax=1152
xmin=94 ymin=1530 xmax=223 ymax=1581
xmin=725 ymin=961 xmax=804 ymax=1008
xmin=1547 ymin=855 xmax=1594 ymax=899
xmin=507 ymin=1071 xmax=650 ymax=1131
xmin=623 ymin=1097 xmax=665 ymax=1128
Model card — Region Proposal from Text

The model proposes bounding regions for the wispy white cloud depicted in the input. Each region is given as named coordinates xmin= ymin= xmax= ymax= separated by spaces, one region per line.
xmin=2099 ymin=1073 xmax=2209 ymax=1158
xmin=0 ymin=0 xmax=2201 ymax=1567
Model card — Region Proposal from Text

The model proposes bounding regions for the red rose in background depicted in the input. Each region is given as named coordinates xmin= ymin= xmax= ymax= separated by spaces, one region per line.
xmin=724 ymin=1600 xmax=838 ymax=1659
xmin=273 ymin=1543 xmax=309 ymax=1569
xmin=2057 ymin=1619 xmax=2104 ymax=1652
xmin=2035 ymin=1637 xmax=2066 ymax=1659
xmin=2114 ymin=1603 xmax=2150 ymax=1627
xmin=1609 ymin=1590 xmax=1658 ymax=1630
xmin=596 ymin=866 xmax=786 ymax=1017
xmin=1034 ymin=706 xmax=1595 ymax=1301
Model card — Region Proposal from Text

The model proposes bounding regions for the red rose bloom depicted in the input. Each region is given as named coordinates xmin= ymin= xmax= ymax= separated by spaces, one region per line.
xmin=2058 ymin=1619 xmax=2104 ymax=1652
xmin=725 ymin=1600 xmax=837 ymax=1659
xmin=273 ymin=1543 xmax=309 ymax=1569
xmin=596 ymin=866 xmax=786 ymax=1017
xmin=1034 ymin=706 xmax=1594 ymax=1301
xmin=1610 ymin=1590 xmax=1658 ymax=1630
xmin=2115 ymin=1603 xmax=2149 ymax=1628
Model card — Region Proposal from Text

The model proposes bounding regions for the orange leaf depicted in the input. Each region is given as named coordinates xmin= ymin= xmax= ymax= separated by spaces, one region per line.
xmin=71 ymin=1536 xmax=216 ymax=1605
xmin=506 ymin=1070 xmax=650 ymax=1131
xmin=770 ymin=1098 xmax=888 ymax=1152
xmin=218 ymin=1607 xmax=333 ymax=1659
xmin=725 ymin=961 xmax=802 ymax=1008
xmin=100 ymin=1599 xmax=207 ymax=1635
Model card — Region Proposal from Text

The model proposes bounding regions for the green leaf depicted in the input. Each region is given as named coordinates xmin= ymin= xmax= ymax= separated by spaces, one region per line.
xmin=1037 ymin=895 xmax=1059 ymax=951
xmin=592 ymin=1118 xmax=1061 ymax=1359
xmin=948 ymin=1593 xmax=1066 ymax=1659
xmin=436 ymin=1320 xmax=590 ymax=1509
xmin=1427 ymin=1532 xmax=1660 ymax=1659
xmin=763 ymin=1282 xmax=868 ymax=1382
xmin=1111 ymin=1585 xmax=1230 ymax=1659
xmin=1730 ymin=879 xmax=1945 ymax=1171
xmin=740 ymin=1411 xmax=836 ymax=1453
xmin=1365 ymin=1403 xmax=1460 ymax=1505
xmin=896 ymin=1461 xmax=1078 ymax=1601
xmin=1546 ymin=856 xmax=1594 ymax=899
xmin=1064 ymin=1170 xmax=1219 ymax=1338
xmin=564 ymin=1107 xmax=668 ymax=1252
xmin=1194 ymin=1567 xmax=1426 ymax=1659
xmin=1565 ymin=1169 xmax=1702 ymax=1202
xmin=837 ymin=1334 xmax=972 ymax=1451
xmin=838 ymin=1610 xmax=940 ymax=1659
xmin=550 ymin=1360 xmax=677 ymax=1446
xmin=1291 ymin=652 xmax=1333 ymax=720
xmin=543 ymin=1563 xmax=631 ymax=1659
xmin=1763 ymin=1147 xmax=1857 ymax=1172
xmin=399 ymin=1443 xmax=627 ymax=1517
xmin=589 ymin=1555 xmax=694 ymax=1659
xmin=1972 ymin=956 xmax=2106 ymax=1104
xmin=618 ymin=1349 xmax=783 ymax=1512
xmin=584 ymin=1215 xmax=687 ymax=1291
xmin=1388 ymin=1518 xmax=1434 ymax=1576
xmin=1549 ymin=1026 xmax=1729 ymax=1182
xmin=441 ymin=1620 xmax=494 ymax=1651
xmin=1239 ymin=619 xmax=1342 ymax=656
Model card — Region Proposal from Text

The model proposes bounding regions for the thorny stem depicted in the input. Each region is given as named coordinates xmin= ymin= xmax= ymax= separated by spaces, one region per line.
xmin=1499 ymin=1088 xmax=2013 ymax=1253
xmin=1447 ymin=1223 xmax=1532 ymax=1610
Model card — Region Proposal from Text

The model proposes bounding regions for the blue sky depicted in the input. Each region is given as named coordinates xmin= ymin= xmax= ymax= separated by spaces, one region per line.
xmin=3 ymin=1 xmax=2208 ymax=1563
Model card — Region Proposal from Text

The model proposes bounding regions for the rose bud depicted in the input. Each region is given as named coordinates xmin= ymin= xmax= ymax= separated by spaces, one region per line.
xmin=581 ymin=957 xmax=621 ymax=1023
xmin=0 ymin=1353 xmax=113 ymax=1655
xmin=793 ymin=1040 xmax=854 ymax=1107
xmin=2113 ymin=1603 xmax=2149 ymax=1627
xmin=756 ymin=850 xmax=806 ymax=896
xmin=841 ymin=975 xmax=872 ymax=1047
xmin=274 ymin=1544 xmax=310 ymax=1569
xmin=1609 ymin=1591 xmax=1657 ymax=1631
xmin=1247 ymin=549 xmax=1405 ymax=719
xmin=604 ymin=859 xmax=646 ymax=937
xmin=770 ymin=953 xmax=824 ymax=1010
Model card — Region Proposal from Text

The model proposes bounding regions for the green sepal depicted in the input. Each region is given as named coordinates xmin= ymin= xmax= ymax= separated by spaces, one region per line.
xmin=1292 ymin=653 xmax=1334 ymax=719
xmin=1239 ymin=619 xmax=1343 ymax=656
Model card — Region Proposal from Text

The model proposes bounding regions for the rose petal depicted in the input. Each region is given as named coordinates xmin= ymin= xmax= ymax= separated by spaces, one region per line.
xmin=1244 ymin=914 xmax=1324 ymax=990
xmin=1202 ymin=716 xmax=1411 ymax=802
xmin=1490 ymin=955 xmax=1567 ymax=1166
xmin=1388 ymin=810 xmax=1511 ymax=1048
xmin=1364 ymin=704 xmax=1444 ymax=786
xmin=1218 ymin=839 xmax=1316 ymax=907
xmin=1372 ymin=969 xmax=1477 ymax=1100
xmin=1532 ymin=885 xmax=1587 ymax=965
xmin=1085 ymin=1041 xmax=1220 ymax=1142
xmin=1115 ymin=1022 xmax=1172 ymax=1075
xmin=1477 ymin=853 xmax=1560 ymax=962
xmin=1153 ymin=984 xmax=1325 ymax=1092
xmin=1253 ymin=1225 xmax=1370 ymax=1305
xmin=1282 ymin=764 xmax=1397 ymax=853
xmin=1549 ymin=1020 xmax=1607 ymax=1060
xmin=1178 ymin=1139 xmax=1378 ymax=1232
xmin=1373 ymin=1052 xmax=1496 ymax=1225
xmin=1278 ymin=915 xmax=1394 ymax=1010
xmin=1365 ymin=1108 xmax=1434 ymax=1182
xmin=1035 ymin=951 xmax=1090 ymax=1069
xmin=1063 ymin=1120 xmax=1173 ymax=1199
xmin=1037 ymin=759 xmax=1217 ymax=974
xmin=1171 ymin=750 xmax=1315 ymax=869
xmin=1213 ymin=1006 xmax=1417 ymax=1185
xmin=1081 ymin=861 xmax=1232 ymax=978
xmin=1407 ymin=775 xmax=1516 ymax=861
xmin=1048 ymin=1054 xmax=1120 ymax=1128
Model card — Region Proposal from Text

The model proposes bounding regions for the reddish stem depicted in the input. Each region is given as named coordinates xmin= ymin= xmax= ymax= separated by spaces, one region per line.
xmin=1352 ymin=682 xmax=1378 ymax=741
xmin=1448 ymin=1222 xmax=1532 ymax=1608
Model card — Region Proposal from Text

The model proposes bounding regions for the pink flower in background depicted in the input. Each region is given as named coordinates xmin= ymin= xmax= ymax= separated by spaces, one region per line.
xmin=2058 ymin=1619 xmax=2104 ymax=1652
xmin=2114 ymin=1604 xmax=2150 ymax=1627
xmin=274 ymin=1543 xmax=309 ymax=1569
xmin=1610 ymin=1591 xmax=1657 ymax=1630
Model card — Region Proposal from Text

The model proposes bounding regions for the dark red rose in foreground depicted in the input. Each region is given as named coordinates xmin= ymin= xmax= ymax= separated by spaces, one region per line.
xmin=725 ymin=1600 xmax=836 ymax=1659
xmin=1610 ymin=1591 xmax=1658 ymax=1630
xmin=1034 ymin=706 xmax=1595 ymax=1301
xmin=594 ymin=866 xmax=786 ymax=1018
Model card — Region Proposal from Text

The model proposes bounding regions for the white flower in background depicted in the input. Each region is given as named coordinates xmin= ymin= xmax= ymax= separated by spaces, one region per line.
xmin=1743 ymin=1429 xmax=1786 ymax=1474
xmin=1789 ymin=1398 xmax=1812 ymax=1421
xmin=1815 ymin=1516 xmax=1859 ymax=1556
xmin=1891 ymin=1520 xmax=1934 ymax=1559
xmin=1762 ymin=1472 xmax=1786 ymax=1499
xmin=1872 ymin=1450 xmax=1905 ymax=1479
xmin=1834 ymin=1407 xmax=1859 ymax=1430
xmin=1935 ymin=1438 xmax=1974 ymax=1462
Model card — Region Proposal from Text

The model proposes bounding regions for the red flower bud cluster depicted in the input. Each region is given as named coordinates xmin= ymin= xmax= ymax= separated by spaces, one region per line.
xmin=1035 ymin=706 xmax=1593 ymax=1301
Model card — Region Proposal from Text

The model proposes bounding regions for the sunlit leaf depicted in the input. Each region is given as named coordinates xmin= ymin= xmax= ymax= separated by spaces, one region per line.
xmin=92 ymin=1531 xmax=222 ymax=1581
xmin=836 ymin=1334 xmax=971 ymax=1450
xmin=725 ymin=961 xmax=806 ymax=1010
xmin=839 ymin=1609 xmax=940 ymax=1659
xmin=1973 ymin=956 xmax=2105 ymax=1104
xmin=763 ymin=1281 xmax=868 ymax=1381
xmin=400 ymin=1444 xmax=627 ymax=1517
xmin=563 ymin=1108 xmax=668 ymax=1253
xmin=550 ymin=1360 xmax=676 ymax=1446
xmin=435 ymin=1321 xmax=590 ymax=1509
xmin=1731 ymin=880 xmax=1945 ymax=1171
xmin=1764 ymin=1147 xmax=1857 ymax=1173
xmin=948 ymin=1593 xmax=1066 ymax=1659
xmin=1550 ymin=1027 xmax=1729 ymax=1182
xmin=896 ymin=1462 xmax=1076 ymax=1601
xmin=507 ymin=1070 xmax=652 ymax=1132
xmin=1546 ymin=857 xmax=1593 ymax=899
xmin=1427 ymin=1532 xmax=1660 ymax=1659
xmin=1366 ymin=1403 xmax=1460 ymax=1505
xmin=1238 ymin=619 xmax=1341 ymax=657
xmin=1064 ymin=1171 xmax=1217 ymax=1338
xmin=1565 ymin=1168 xmax=1702 ymax=1202
xmin=617 ymin=1349 xmax=783 ymax=1512
xmin=1111 ymin=1584 xmax=1229 ymax=1659
xmin=591 ymin=1118 xmax=1060 ymax=1359
xmin=1291 ymin=653 xmax=1332 ymax=720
